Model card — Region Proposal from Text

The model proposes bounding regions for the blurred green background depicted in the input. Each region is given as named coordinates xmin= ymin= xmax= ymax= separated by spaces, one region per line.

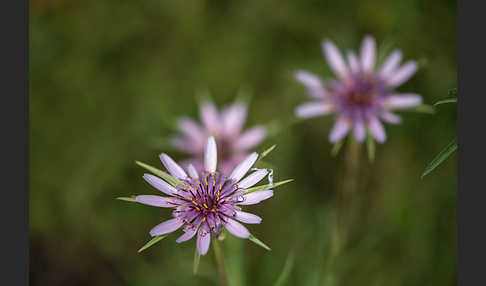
xmin=30 ymin=0 xmax=456 ymax=285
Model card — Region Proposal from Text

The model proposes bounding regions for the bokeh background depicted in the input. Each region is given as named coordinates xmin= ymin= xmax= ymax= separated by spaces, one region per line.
xmin=30 ymin=0 xmax=457 ymax=285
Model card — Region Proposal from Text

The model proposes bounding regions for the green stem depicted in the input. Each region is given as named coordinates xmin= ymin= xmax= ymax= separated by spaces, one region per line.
xmin=213 ymin=239 xmax=229 ymax=286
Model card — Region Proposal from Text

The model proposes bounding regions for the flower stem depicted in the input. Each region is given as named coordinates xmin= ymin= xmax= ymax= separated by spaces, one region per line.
xmin=213 ymin=239 xmax=229 ymax=286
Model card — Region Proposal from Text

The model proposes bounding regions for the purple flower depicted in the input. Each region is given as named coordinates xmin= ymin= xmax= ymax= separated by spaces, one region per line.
xmin=294 ymin=36 xmax=422 ymax=143
xmin=171 ymin=100 xmax=266 ymax=174
xmin=137 ymin=136 xmax=274 ymax=255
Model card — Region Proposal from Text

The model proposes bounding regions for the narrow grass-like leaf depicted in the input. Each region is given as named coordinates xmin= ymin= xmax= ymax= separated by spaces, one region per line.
xmin=410 ymin=104 xmax=436 ymax=114
xmin=434 ymin=97 xmax=457 ymax=106
xmin=421 ymin=138 xmax=457 ymax=178
xmin=116 ymin=196 xmax=137 ymax=202
xmin=274 ymin=250 xmax=295 ymax=286
xmin=366 ymin=131 xmax=375 ymax=163
xmin=331 ymin=139 xmax=344 ymax=157
xmin=135 ymin=161 xmax=182 ymax=186
xmin=248 ymin=234 xmax=271 ymax=251
xmin=259 ymin=144 xmax=277 ymax=160
xmin=243 ymin=179 xmax=294 ymax=194
xmin=138 ymin=235 xmax=167 ymax=253
xmin=193 ymin=247 xmax=201 ymax=275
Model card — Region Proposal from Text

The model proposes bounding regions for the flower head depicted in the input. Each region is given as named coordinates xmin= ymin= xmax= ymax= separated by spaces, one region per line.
xmin=171 ymin=100 xmax=266 ymax=174
xmin=137 ymin=136 xmax=274 ymax=255
xmin=295 ymin=35 xmax=422 ymax=143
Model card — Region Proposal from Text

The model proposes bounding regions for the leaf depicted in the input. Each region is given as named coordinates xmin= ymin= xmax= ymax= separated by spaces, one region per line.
xmin=138 ymin=235 xmax=167 ymax=253
xmin=135 ymin=161 xmax=183 ymax=186
xmin=434 ymin=97 xmax=457 ymax=106
xmin=366 ymin=131 xmax=375 ymax=163
xmin=259 ymin=144 xmax=277 ymax=160
xmin=421 ymin=138 xmax=457 ymax=178
xmin=243 ymin=179 xmax=294 ymax=194
xmin=331 ymin=139 xmax=344 ymax=157
xmin=116 ymin=196 xmax=137 ymax=202
xmin=193 ymin=247 xmax=201 ymax=275
xmin=248 ymin=234 xmax=271 ymax=251
xmin=274 ymin=250 xmax=296 ymax=286
xmin=410 ymin=104 xmax=436 ymax=114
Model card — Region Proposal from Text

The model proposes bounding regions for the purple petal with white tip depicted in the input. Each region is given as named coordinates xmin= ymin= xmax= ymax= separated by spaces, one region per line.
xmin=136 ymin=195 xmax=175 ymax=208
xmin=204 ymin=136 xmax=217 ymax=173
xmin=235 ymin=211 xmax=262 ymax=224
xmin=295 ymin=102 xmax=334 ymax=119
xmin=294 ymin=70 xmax=327 ymax=99
xmin=378 ymin=49 xmax=403 ymax=78
xmin=159 ymin=153 xmax=188 ymax=180
xmin=233 ymin=127 xmax=266 ymax=151
xmin=387 ymin=61 xmax=418 ymax=87
xmin=360 ymin=36 xmax=376 ymax=72
xmin=229 ymin=152 xmax=259 ymax=182
xmin=322 ymin=40 xmax=349 ymax=79
xmin=329 ymin=117 xmax=351 ymax=143
xmin=353 ymin=120 xmax=366 ymax=142
xmin=384 ymin=94 xmax=422 ymax=109
xmin=199 ymin=101 xmax=221 ymax=134
xmin=368 ymin=117 xmax=387 ymax=143
xmin=149 ymin=218 xmax=184 ymax=237
xmin=187 ymin=164 xmax=199 ymax=179
xmin=224 ymin=218 xmax=250 ymax=238
xmin=238 ymin=169 xmax=268 ymax=189
xmin=238 ymin=190 xmax=274 ymax=205
xmin=347 ymin=51 xmax=360 ymax=73
xmin=381 ymin=111 xmax=402 ymax=124
xmin=196 ymin=224 xmax=211 ymax=255
xmin=143 ymin=174 xmax=178 ymax=196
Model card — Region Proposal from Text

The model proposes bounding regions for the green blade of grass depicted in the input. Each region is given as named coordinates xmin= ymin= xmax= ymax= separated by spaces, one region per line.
xmin=243 ymin=179 xmax=294 ymax=194
xmin=138 ymin=235 xmax=167 ymax=253
xmin=193 ymin=247 xmax=201 ymax=275
xmin=274 ymin=250 xmax=296 ymax=286
xmin=434 ymin=97 xmax=457 ymax=106
xmin=421 ymin=138 xmax=457 ymax=178
xmin=259 ymin=144 xmax=277 ymax=160
xmin=248 ymin=234 xmax=271 ymax=251
xmin=135 ymin=161 xmax=183 ymax=186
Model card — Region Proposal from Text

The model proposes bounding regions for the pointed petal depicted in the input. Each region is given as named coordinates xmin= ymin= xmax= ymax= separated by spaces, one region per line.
xmin=222 ymin=102 xmax=247 ymax=137
xmin=237 ymin=169 xmax=268 ymax=189
xmin=199 ymin=101 xmax=221 ymax=134
xmin=149 ymin=218 xmax=184 ymax=236
xmin=204 ymin=136 xmax=217 ymax=173
xmin=224 ymin=218 xmax=250 ymax=239
xmin=329 ymin=117 xmax=351 ymax=143
xmin=136 ymin=195 xmax=176 ymax=208
xmin=238 ymin=190 xmax=274 ymax=205
xmin=353 ymin=120 xmax=366 ymax=142
xmin=360 ymin=36 xmax=376 ymax=72
xmin=170 ymin=136 xmax=200 ymax=154
xmin=178 ymin=117 xmax=205 ymax=142
xmin=347 ymin=51 xmax=360 ymax=73
xmin=196 ymin=225 xmax=211 ymax=255
xmin=176 ymin=224 xmax=200 ymax=243
xmin=322 ymin=40 xmax=349 ymax=79
xmin=187 ymin=164 xmax=199 ymax=179
xmin=159 ymin=153 xmax=188 ymax=180
xmin=379 ymin=49 xmax=403 ymax=77
xmin=229 ymin=152 xmax=259 ymax=182
xmin=381 ymin=111 xmax=402 ymax=124
xmin=143 ymin=174 xmax=178 ymax=196
xmin=235 ymin=211 xmax=262 ymax=224
xmin=294 ymin=70 xmax=327 ymax=99
xmin=387 ymin=61 xmax=418 ymax=87
xmin=384 ymin=94 xmax=422 ymax=109
xmin=233 ymin=127 xmax=266 ymax=151
xmin=368 ymin=117 xmax=387 ymax=143
xmin=295 ymin=102 xmax=334 ymax=119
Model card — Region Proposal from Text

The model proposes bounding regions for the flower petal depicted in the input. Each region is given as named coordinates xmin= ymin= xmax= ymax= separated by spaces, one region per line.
xmin=347 ymin=51 xmax=360 ymax=74
xmin=238 ymin=190 xmax=274 ymax=205
xmin=380 ymin=111 xmax=402 ymax=124
xmin=237 ymin=169 xmax=268 ymax=189
xmin=149 ymin=218 xmax=184 ymax=236
xmin=199 ymin=101 xmax=221 ymax=134
xmin=187 ymin=164 xmax=199 ymax=179
xmin=170 ymin=136 xmax=200 ymax=154
xmin=329 ymin=117 xmax=352 ymax=143
xmin=233 ymin=127 xmax=266 ymax=151
xmin=143 ymin=174 xmax=178 ymax=196
xmin=360 ymin=36 xmax=376 ymax=73
xmin=322 ymin=40 xmax=349 ymax=79
xmin=386 ymin=61 xmax=418 ymax=88
xmin=228 ymin=152 xmax=259 ymax=182
xmin=196 ymin=224 xmax=211 ymax=255
xmin=136 ymin=195 xmax=176 ymax=208
xmin=159 ymin=153 xmax=188 ymax=180
xmin=235 ymin=211 xmax=262 ymax=224
xmin=378 ymin=49 xmax=402 ymax=78
xmin=176 ymin=221 xmax=201 ymax=243
xmin=295 ymin=102 xmax=334 ymax=119
xmin=353 ymin=120 xmax=366 ymax=142
xmin=222 ymin=102 xmax=247 ymax=137
xmin=204 ymin=136 xmax=217 ymax=173
xmin=224 ymin=218 xmax=250 ymax=238
xmin=177 ymin=117 xmax=205 ymax=142
xmin=368 ymin=117 xmax=387 ymax=143
xmin=294 ymin=70 xmax=327 ymax=99
xmin=384 ymin=94 xmax=422 ymax=109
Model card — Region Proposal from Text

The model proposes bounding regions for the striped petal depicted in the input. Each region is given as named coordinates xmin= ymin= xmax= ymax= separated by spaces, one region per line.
xmin=149 ymin=218 xmax=184 ymax=236
xmin=238 ymin=190 xmax=274 ymax=205
xmin=235 ymin=211 xmax=262 ymax=224
xmin=196 ymin=224 xmax=211 ymax=255
xmin=143 ymin=174 xmax=178 ymax=196
xmin=204 ymin=136 xmax=217 ymax=173
xmin=238 ymin=169 xmax=268 ymax=189
xmin=159 ymin=153 xmax=188 ymax=180
xmin=187 ymin=164 xmax=199 ymax=179
xmin=228 ymin=152 xmax=259 ymax=182
xmin=224 ymin=218 xmax=250 ymax=238
xmin=136 ymin=195 xmax=176 ymax=208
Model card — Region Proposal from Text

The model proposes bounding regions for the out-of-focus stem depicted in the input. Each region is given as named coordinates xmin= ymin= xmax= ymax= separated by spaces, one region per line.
xmin=213 ymin=239 xmax=229 ymax=286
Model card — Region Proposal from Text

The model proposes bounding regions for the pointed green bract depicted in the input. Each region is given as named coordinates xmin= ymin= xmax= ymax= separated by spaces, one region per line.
xmin=116 ymin=196 xmax=137 ymax=202
xmin=434 ymin=97 xmax=457 ymax=106
xmin=138 ymin=235 xmax=167 ymax=253
xmin=193 ymin=247 xmax=201 ymax=275
xmin=243 ymin=179 xmax=294 ymax=194
xmin=366 ymin=131 xmax=375 ymax=163
xmin=260 ymin=144 xmax=277 ymax=160
xmin=421 ymin=138 xmax=457 ymax=178
xmin=410 ymin=104 xmax=436 ymax=114
xmin=331 ymin=139 xmax=344 ymax=157
xmin=135 ymin=161 xmax=182 ymax=186
xmin=248 ymin=234 xmax=271 ymax=251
